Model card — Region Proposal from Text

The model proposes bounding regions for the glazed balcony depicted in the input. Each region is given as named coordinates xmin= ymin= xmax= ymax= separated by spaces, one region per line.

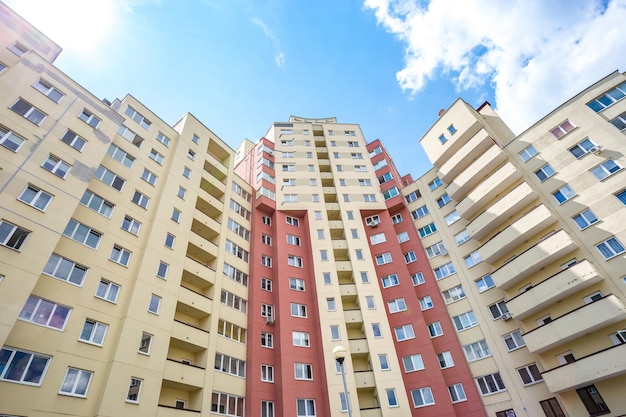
xmin=354 ymin=370 xmax=376 ymax=389
xmin=171 ymin=320 xmax=210 ymax=350
xmin=480 ymin=204 xmax=556 ymax=264
xmin=163 ymin=359 xmax=205 ymax=390
xmin=439 ymin=128 xmax=494 ymax=183
xmin=491 ymin=230 xmax=578 ymax=290
xmin=506 ymin=260 xmax=602 ymax=319
xmin=457 ymin=162 xmax=523 ymax=220
xmin=178 ymin=286 xmax=212 ymax=319
xmin=446 ymin=144 xmax=507 ymax=201
xmin=467 ymin=182 xmax=537 ymax=241
xmin=523 ymin=294 xmax=626 ymax=353
xmin=183 ymin=257 xmax=216 ymax=289
xmin=542 ymin=343 xmax=626 ymax=393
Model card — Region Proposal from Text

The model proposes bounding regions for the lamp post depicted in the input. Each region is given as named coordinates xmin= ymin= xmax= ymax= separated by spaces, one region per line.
xmin=332 ymin=345 xmax=353 ymax=417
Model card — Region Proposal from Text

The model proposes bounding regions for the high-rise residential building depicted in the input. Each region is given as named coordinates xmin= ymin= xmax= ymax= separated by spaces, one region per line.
xmin=0 ymin=3 xmax=625 ymax=417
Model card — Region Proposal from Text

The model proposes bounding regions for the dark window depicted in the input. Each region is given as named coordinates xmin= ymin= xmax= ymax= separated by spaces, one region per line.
xmin=576 ymin=385 xmax=610 ymax=416
xmin=540 ymin=398 xmax=566 ymax=417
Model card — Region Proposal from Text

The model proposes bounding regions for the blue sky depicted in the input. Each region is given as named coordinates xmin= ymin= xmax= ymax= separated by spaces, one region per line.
xmin=5 ymin=0 xmax=625 ymax=179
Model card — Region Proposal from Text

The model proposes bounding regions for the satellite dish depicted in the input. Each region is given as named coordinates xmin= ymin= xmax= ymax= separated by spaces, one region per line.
xmin=437 ymin=109 xmax=445 ymax=117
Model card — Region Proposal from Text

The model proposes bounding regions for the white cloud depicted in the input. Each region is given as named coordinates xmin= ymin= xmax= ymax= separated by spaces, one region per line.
xmin=364 ymin=0 xmax=626 ymax=133
xmin=251 ymin=17 xmax=285 ymax=67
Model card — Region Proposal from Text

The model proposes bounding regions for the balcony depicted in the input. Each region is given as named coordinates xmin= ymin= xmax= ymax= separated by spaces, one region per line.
xmin=446 ymin=145 xmax=507 ymax=201
xmin=542 ymin=343 xmax=626 ymax=393
xmin=196 ymin=189 xmax=223 ymax=219
xmin=467 ymin=182 xmax=537 ymax=241
xmin=171 ymin=320 xmax=209 ymax=351
xmin=328 ymin=220 xmax=344 ymax=230
xmin=439 ymin=128 xmax=495 ymax=183
xmin=523 ymin=294 xmax=626 ymax=353
xmin=354 ymin=370 xmax=375 ymax=389
xmin=480 ymin=204 xmax=556 ymax=264
xmin=205 ymin=153 xmax=228 ymax=179
xmin=163 ymin=359 xmax=205 ymax=390
xmin=457 ymin=162 xmax=522 ymax=220
xmin=349 ymin=338 xmax=369 ymax=355
xmin=178 ymin=286 xmax=212 ymax=319
xmin=188 ymin=232 xmax=218 ymax=260
xmin=359 ymin=408 xmax=382 ymax=417
xmin=491 ymin=230 xmax=578 ymax=290
xmin=344 ymin=309 xmax=363 ymax=324
xmin=157 ymin=405 xmax=201 ymax=416
xmin=336 ymin=260 xmax=352 ymax=272
xmin=183 ymin=257 xmax=216 ymax=289
xmin=506 ymin=260 xmax=602 ymax=319
xmin=339 ymin=283 xmax=357 ymax=297
xmin=332 ymin=240 xmax=348 ymax=250
xmin=192 ymin=210 xmax=220 ymax=240
xmin=200 ymin=175 xmax=225 ymax=198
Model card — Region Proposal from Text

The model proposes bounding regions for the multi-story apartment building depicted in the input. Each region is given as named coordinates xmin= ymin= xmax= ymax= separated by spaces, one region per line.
xmin=1 ymin=2 xmax=625 ymax=417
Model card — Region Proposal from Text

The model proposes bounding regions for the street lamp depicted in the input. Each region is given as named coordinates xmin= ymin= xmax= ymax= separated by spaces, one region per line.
xmin=332 ymin=345 xmax=353 ymax=417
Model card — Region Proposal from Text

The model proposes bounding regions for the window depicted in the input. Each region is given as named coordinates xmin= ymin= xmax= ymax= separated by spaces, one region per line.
xmin=261 ymin=234 xmax=272 ymax=246
xmin=347 ymin=211 xmax=354 ymax=220
xmin=365 ymin=215 xmax=380 ymax=225
xmin=0 ymin=346 xmax=50 ymax=386
xmin=294 ymin=363 xmax=313 ymax=380
xmin=282 ymin=152 xmax=294 ymax=158
xmin=355 ymin=165 xmax=368 ymax=172
xmin=569 ymin=138 xmax=597 ymax=158
xmin=117 ymin=126 xmax=144 ymax=147
xmin=79 ymin=109 xmax=101 ymax=128
xmin=363 ymin=194 xmax=377 ymax=202
xmin=110 ymin=245 xmax=131 ymax=266
xmin=587 ymin=81 xmax=626 ymax=111
xmin=10 ymin=98 xmax=46 ymax=125
xmin=576 ymin=385 xmax=610 ymax=415
xmin=383 ymin=187 xmax=399 ymax=200
xmin=289 ymin=278 xmax=305 ymax=291
xmin=262 ymin=215 xmax=271 ymax=225
xmin=287 ymin=234 xmax=301 ymax=246
xmin=286 ymin=216 xmax=300 ymax=226
xmin=220 ymin=289 xmax=248 ymax=313
xmin=314 ymin=210 xmax=322 ymax=220
xmin=387 ymin=297 xmax=407 ymax=313
xmin=330 ymin=325 xmax=341 ymax=340
xmin=381 ymin=274 xmax=399 ymax=288
xmin=59 ymin=367 xmax=92 ymax=397
xmin=519 ymin=145 xmax=537 ymax=162
xmin=358 ymin=178 xmax=371 ymax=186
xmin=394 ymin=324 xmax=415 ymax=341
xmin=411 ymin=387 xmax=435 ymax=407
xmin=418 ymin=223 xmax=437 ymax=238
xmin=402 ymin=354 xmax=424 ymax=372
xmin=138 ymin=169 xmax=157 ymax=186
xmin=375 ymin=252 xmax=392 ymax=265
xmin=296 ymin=399 xmax=316 ymax=416
xmin=404 ymin=251 xmax=417 ymax=263
xmin=223 ymin=263 xmax=249 ymax=286
xmin=63 ymin=219 xmax=101 ymax=249
xmin=182 ymin=166 xmax=191 ymax=178
xmin=126 ymin=377 xmax=143 ymax=403
xmin=125 ymin=105 xmax=151 ymax=129
xmin=535 ymin=164 xmax=556 ymax=181
xmin=412 ymin=272 xmax=425 ymax=286
xmin=211 ymin=392 xmax=244 ymax=416
xmin=308 ymin=164 xmax=314 ymax=172
xmin=120 ymin=215 xmax=141 ymax=236
xmin=164 ymin=233 xmax=175 ymax=249
xmin=131 ymin=190 xmax=150 ymax=209
xmin=261 ymin=364 xmax=274 ymax=382
xmin=216 ymin=320 xmax=247 ymax=344
xmin=476 ymin=274 xmax=495 ymax=292
xmin=397 ymin=231 xmax=409 ymax=243
xmin=369 ymin=146 xmax=382 ymax=157
xmin=107 ymin=144 xmax=135 ymax=168
xmin=351 ymin=152 xmax=363 ymax=159
xmin=364 ymin=295 xmax=375 ymax=309
xmin=147 ymin=294 xmax=161 ymax=314
xmin=411 ymin=205 xmax=429 ymax=219
xmin=391 ymin=213 xmax=403 ymax=224
xmin=79 ymin=319 xmax=108 ymax=345
xmin=359 ymin=271 xmax=368 ymax=283
xmin=573 ymin=208 xmax=598 ymax=229
xmin=156 ymin=261 xmax=169 ymax=279
xmin=419 ymin=295 xmax=433 ymax=310
xmin=8 ymin=41 xmax=29 ymax=56
xmin=453 ymin=311 xmax=478 ymax=331
xmin=591 ymin=159 xmax=621 ymax=180
xmin=95 ymin=165 xmax=125 ymax=191
xmin=214 ymin=353 xmax=245 ymax=377
xmin=551 ymin=120 xmax=576 ymax=138
xmin=42 ymin=154 xmax=70 ymax=178
xmin=293 ymin=331 xmax=310 ymax=347
xmin=448 ymin=383 xmax=466 ymax=403
xmin=464 ymin=251 xmax=482 ymax=268
xmin=59 ymin=130 xmax=86 ymax=152
xmin=32 ymin=79 xmax=64 ymax=104
xmin=596 ymin=236 xmax=625 ymax=259
xmin=175 ymin=186 xmax=186 ymax=200
xmin=378 ymin=172 xmax=393 ymax=184
xmin=405 ymin=190 xmax=421 ymax=203
xmin=476 ymin=373 xmax=506 ymax=395
xmin=345 ymin=130 xmax=356 ymax=136
xmin=18 ymin=184 xmax=52 ymax=211
xmin=187 ymin=149 xmax=195 ymax=160
xmin=291 ymin=303 xmax=307 ymax=318
xmin=444 ymin=210 xmax=461 ymax=225
xmin=488 ymin=300 xmax=509 ymax=319
xmin=356 ymin=248 xmax=364 ymax=260
xmin=386 ymin=389 xmax=398 ymax=407
xmin=136 ymin=332 xmax=153 ymax=355
xmin=540 ymin=398 xmax=567 ymax=417
xmin=454 ymin=229 xmax=471 ymax=245
xmin=610 ymin=330 xmax=626 ymax=345
xmin=19 ymin=295 xmax=70 ymax=330
xmin=463 ymin=339 xmax=491 ymax=362
xmin=425 ymin=241 xmax=445 ymax=259
xmin=348 ymin=140 xmax=359 ymax=147
xmin=438 ymin=134 xmax=447 ymax=144
xmin=0 ymin=124 xmax=26 ymax=151
xmin=429 ymin=177 xmax=442 ymax=190
xmin=43 ymin=253 xmax=88 ymax=286
xmin=436 ymin=193 xmax=451 ymax=208
xmin=156 ymin=131 xmax=171 ymax=146
xmin=434 ymin=262 xmax=456 ymax=280
xmin=442 ymin=285 xmax=466 ymax=304
xmin=288 ymin=255 xmax=304 ymax=268
xmin=503 ymin=330 xmax=525 ymax=351
xmin=96 ymin=279 xmax=120 ymax=303
xmin=283 ymin=164 xmax=295 ymax=172
xmin=225 ymin=240 xmax=249 ymax=262
xmin=371 ymin=323 xmax=382 ymax=338
xmin=370 ymin=232 xmax=387 ymax=245
xmin=171 ymin=208 xmax=181 ymax=222
xmin=553 ymin=184 xmax=575 ymax=203
xmin=339 ymin=392 xmax=349 ymax=412
xmin=517 ymin=363 xmax=543 ymax=385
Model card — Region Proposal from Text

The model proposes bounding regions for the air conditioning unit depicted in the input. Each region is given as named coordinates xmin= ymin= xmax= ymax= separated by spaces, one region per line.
xmin=589 ymin=145 xmax=601 ymax=155
xmin=366 ymin=219 xmax=379 ymax=227
xmin=265 ymin=317 xmax=274 ymax=325
xmin=440 ymin=248 xmax=448 ymax=256
xmin=501 ymin=312 xmax=512 ymax=321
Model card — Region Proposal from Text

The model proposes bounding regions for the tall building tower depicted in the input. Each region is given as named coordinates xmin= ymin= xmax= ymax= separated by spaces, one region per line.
xmin=412 ymin=72 xmax=626 ymax=417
